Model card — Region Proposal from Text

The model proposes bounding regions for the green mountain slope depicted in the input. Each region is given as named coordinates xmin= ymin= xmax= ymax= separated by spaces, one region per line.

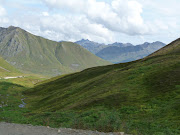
xmin=0 ymin=26 xmax=110 ymax=76
xmin=25 ymin=38 xmax=180 ymax=134
xmin=0 ymin=56 xmax=20 ymax=75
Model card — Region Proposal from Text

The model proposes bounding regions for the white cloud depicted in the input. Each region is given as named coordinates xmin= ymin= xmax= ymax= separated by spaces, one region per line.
xmin=8 ymin=12 xmax=114 ymax=43
xmin=0 ymin=5 xmax=6 ymax=16
xmin=0 ymin=0 xmax=179 ymax=44
xmin=40 ymin=0 xmax=180 ymax=44
xmin=42 ymin=12 xmax=49 ymax=16
xmin=41 ymin=0 xmax=157 ymax=36
xmin=39 ymin=14 xmax=114 ymax=42
xmin=0 ymin=4 xmax=9 ymax=26
xmin=42 ymin=0 xmax=86 ymax=12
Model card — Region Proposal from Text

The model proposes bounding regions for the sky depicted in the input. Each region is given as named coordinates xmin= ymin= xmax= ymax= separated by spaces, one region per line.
xmin=0 ymin=0 xmax=179 ymax=44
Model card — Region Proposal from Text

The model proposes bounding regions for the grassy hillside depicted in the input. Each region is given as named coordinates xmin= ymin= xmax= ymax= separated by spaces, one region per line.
xmin=0 ymin=56 xmax=19 ymax=74
xmin=0 ymin=56 xmax=27 ymax=81
xmin=147 ymin=38 xmax=180 ymax=57
xmin=0 ymin=55 xmax=47 ymax=87
xmin=0 ymin=56 xmax=48 ymax=125
xmin=0 ymin=26 xmax=110 ymax=76
xmin=24 ymin=39 xmax=180 ymax=134
xmin=0 ymin=76 xmax=47 ymax=125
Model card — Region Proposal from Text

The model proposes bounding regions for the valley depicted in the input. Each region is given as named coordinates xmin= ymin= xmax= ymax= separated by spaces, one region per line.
xmin=0 ymin=0 xmax=179 ymax=134
xmin=0 ymin=34 xmax=179 ymax=135
xmin=0 ymin=26 xmax=179 ymax=135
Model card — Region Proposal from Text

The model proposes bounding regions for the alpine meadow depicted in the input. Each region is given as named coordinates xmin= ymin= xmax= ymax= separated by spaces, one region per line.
xmin=0 ymin=0 xmax=179 ymax=135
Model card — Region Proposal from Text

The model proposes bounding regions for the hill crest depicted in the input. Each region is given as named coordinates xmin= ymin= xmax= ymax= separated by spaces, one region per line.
xmin=147 ymin=38 xmax=180 ymax=58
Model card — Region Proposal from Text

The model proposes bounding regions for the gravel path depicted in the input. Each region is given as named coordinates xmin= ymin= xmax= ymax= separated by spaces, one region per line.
xmin=0 ymin=122 xmax=127 ymax=135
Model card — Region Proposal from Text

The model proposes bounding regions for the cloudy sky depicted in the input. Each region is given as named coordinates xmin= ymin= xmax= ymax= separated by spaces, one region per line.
xmin=0 ymin=0 xmax=179 ymax=44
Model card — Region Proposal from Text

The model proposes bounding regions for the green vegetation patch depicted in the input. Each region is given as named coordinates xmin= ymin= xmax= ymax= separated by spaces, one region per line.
xmin=1 ymin=40 xmax=180 ymax=135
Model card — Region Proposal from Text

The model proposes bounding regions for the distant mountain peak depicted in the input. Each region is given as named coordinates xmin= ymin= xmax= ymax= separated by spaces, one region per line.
xmin=143 ymin=42 xmax=150 ymax=45
xmin=8 ymin=25 xmax=17 ymax=28
xmin=108 ymin=42 xmax=133 ymax=47
xmin=80 ymin=39 xmax=90 ymax=42
xmin=152 ymin=41 xmax=165 ymax=44
xmin=8 ymin=26 xmax=19 ymax=30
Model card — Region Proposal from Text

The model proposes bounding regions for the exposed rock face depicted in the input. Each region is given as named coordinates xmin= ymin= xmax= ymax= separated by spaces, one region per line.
xmin=0 ymin=26 xmax=24 ymax=57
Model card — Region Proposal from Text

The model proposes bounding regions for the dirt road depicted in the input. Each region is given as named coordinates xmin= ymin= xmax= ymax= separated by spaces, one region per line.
xmin=0 ymin=122 xmax=126 ymax=135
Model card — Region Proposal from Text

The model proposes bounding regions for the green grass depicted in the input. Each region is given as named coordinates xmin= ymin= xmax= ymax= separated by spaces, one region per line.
xmin=0 ymin=76 xmax=48 ymax=124
xmin=0 ymin=38 xmax=180 ymax=134
xmin=0 ymin=82 xmax=27 ymax=122
xmin=23 ymin=38 xmax=180 ymax=135
xmin=1 ymin=54 xmax=179 ymax=134
xmin=0 ymin=55 xmax=47 ymax=87
xmin=0 ymin=58 xmax=48 ymax=124
xmin=25 ymin=55 xmax=179 ymax=110
xmin=0 ymin=56 xmax=20 ymax=77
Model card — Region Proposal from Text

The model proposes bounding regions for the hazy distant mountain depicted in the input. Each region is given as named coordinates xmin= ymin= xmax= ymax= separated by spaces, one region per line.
xmin=75 ymin=39 xmax=107 ymax=54
xmin=108 ymin=42 xmax=133 ymax=47
xmin=0 ymin=26 xmax=110 ymax=76
xmin=76 ymin=39 xmax=166 ymax=63
xmin=97 ymin=41 xmax=166 ymax=63
xmin=75 ymin=39 xmax=134 ymax=54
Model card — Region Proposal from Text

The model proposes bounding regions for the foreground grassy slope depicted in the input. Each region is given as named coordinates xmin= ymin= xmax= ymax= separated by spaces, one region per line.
xmin=0 ymin=76 xmax=47 ymax=125
xmin=24 ymin=39 xmax=180 ymax=134
xmin=0 ymin=57 xmax=47 ymax=124
xmin=0 ymin=26 xmax=110 ymax=76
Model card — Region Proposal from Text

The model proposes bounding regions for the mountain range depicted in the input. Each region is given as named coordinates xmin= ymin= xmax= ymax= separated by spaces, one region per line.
xmin=0 ymin=26 xmax=110 ymax=76
xmin=76 ymin=39 xmax=166 ymax=63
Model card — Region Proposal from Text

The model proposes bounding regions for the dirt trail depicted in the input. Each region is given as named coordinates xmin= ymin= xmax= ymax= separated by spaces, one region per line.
xmin=0 ymin=122 xmax=127 ymax=135
xmin=3 ymin=76 xmax=24 ymax=79
xmin=0 ymin=66 xmax=10 ymax=72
